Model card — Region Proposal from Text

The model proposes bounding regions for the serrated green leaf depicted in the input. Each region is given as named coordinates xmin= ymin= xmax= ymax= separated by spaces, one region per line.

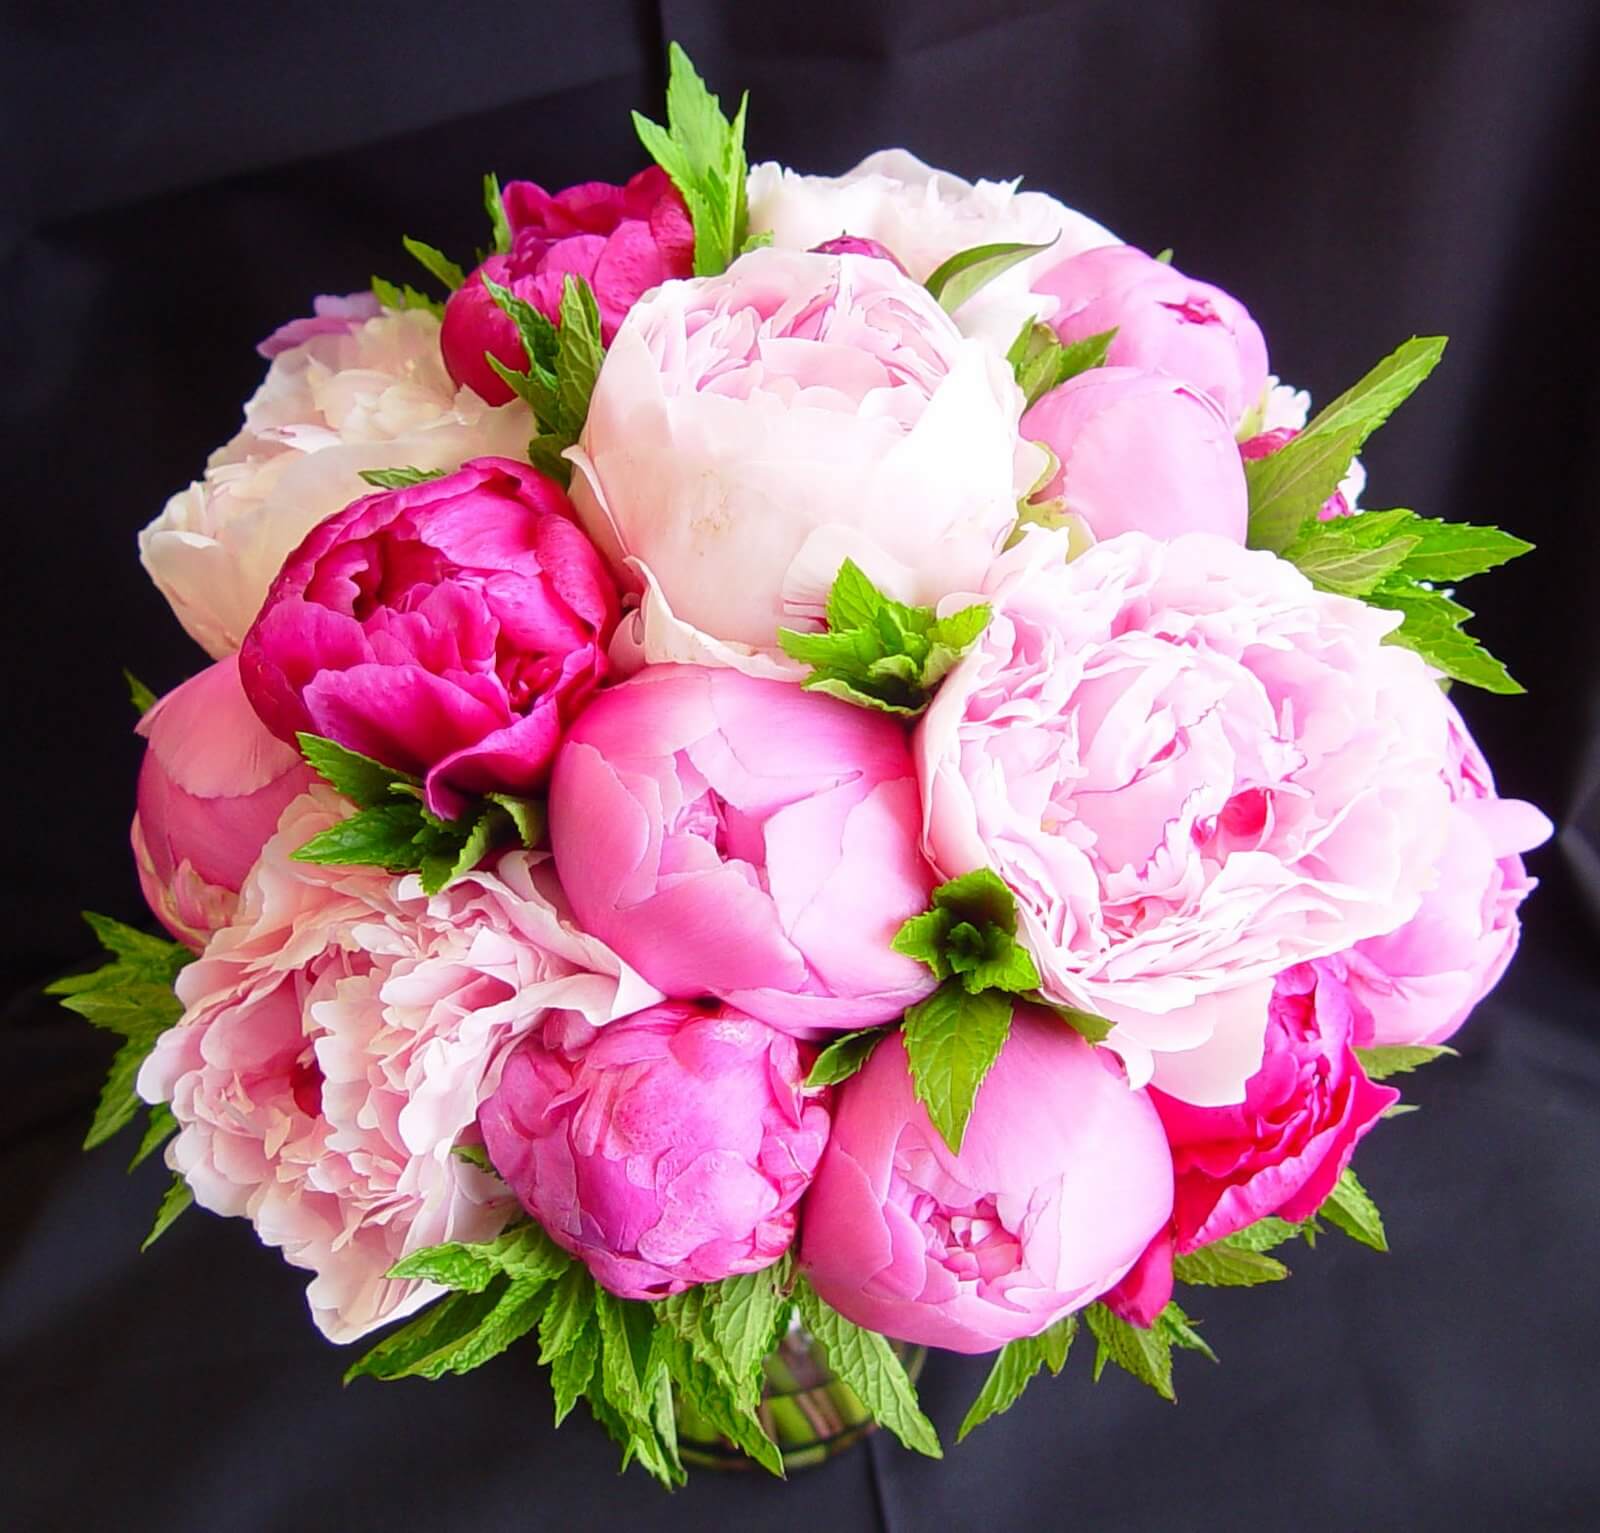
xmin=79 ymin=913 xmax=190 ymax=977
xmin=419 ymin=804 xmax=495 ymax=895
xmin=1370 ymin=581 xmax=1523 ymax=694
xmin=539 ymin=1264 xmax=597 ymax=1363
xmin=957 ymin=1323 xmax=1077 ymax=1442
xmin=1319 ymin=1168 xmax=1388 ymax=1252
xmin=1007 ymin=321 xmax=1118 ymax=408
xmin=661 ymin=1333 xmax=785 ymax=1475
xmin=710 ymin=1268 xmax=787 ymax=1387
xmin=292 ymin=801 xmax=429 ymax=869
xmin=83 ymin=1037 xmax=154 ymax=1150
xmin=1039 ymin=1003 xmax=1116 ymax=1045
xmin=550 ymin=1321 xmax=597 ymax=1425
xmin=798 ymin=673 xmax=923 ymax=716
xmin=1085 ymin=1302 xmax=1175 ymax=1401
xmin=794 ymin=1281 xmax=941 ymax=1458
xmin=926 ymin=603 xmax=993 ymax=654
xmin=402 ymin=236 xmax=466 ymax=293
xmin=526 ymin=433 xmax=573 ymax=485
xmin=296 ymin=732 xmax=419 ymax=809
xmin=822 ymin=557 xmax=886 ymax=633
xmin=130 ymin=1103 xmax=178 ymax=1169
xmin=806 ymin=1029 xmax=884 ymax=1087
xmin=890 ymin=908 xmax=954 ymax=975
xmin=450 ymin=1142 xmax=495 ymax=1173
xmin=1039 ymin=1315 xmax=1077 ymax=1375
xmin=1156 ymin=1302 xmax=1218 ymax=1363
xmin=1393 ymin=520 xmax=1533 ymax=581
xmin=483 ymin=171 xmax=512 ymax=254
xmin=1354 ymin=1043 xmax=1457 ymax=1080
xmin=1284 ymin=521 xmax=1422 ymax=597
xmin=485 ymin=792 xmax=545 ymax=848
xmin=594 ymin=1289 xmax=657 ymax=1418
xmin=345 ymin=1285 xmax=504 ymax=1383
xmin=1154 ymin=247 xmax=1175 ymax=264
xmin=1220 ymin=1216 xmax=1306 ymax=1253
xmin=357 ymin=466 xmax=447 ymax=491
xmin=1172 ymin=1243 xmax=1290 ymax=1287
xmin=482 ymin=277 xmax=561 ymax=390
xmin=1246 ymin=337 xmax=1447 ymax=552
xmin=124 ymin=668 xmax=158 ymax=715
xmin=371 ymin=275 xmax=444 ymax=317
xmin=554 ymin=276 xmax=604 ymax=433
xmin=903 ymin=984 xmax=1014 ymax=1154
xmin=924 ymin=238 xmax=1057 ymax=314
xmin=140 ymin=1174 xmax=192 ymax=1251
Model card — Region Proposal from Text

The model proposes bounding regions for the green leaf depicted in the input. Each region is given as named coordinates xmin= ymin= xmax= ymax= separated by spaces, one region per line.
xmin=292 ymin=801 xmax=430 ymax=869
xmin=1354 ymin=1043 xmax=1457 ymax=1080
xmin=902 ymin=983 xmax=1014 ymax=1154
xmin=1172 ymin=1242 xmax=1290 ymax=1287
xmin=539 ymin=1264 xmax=597 ymax=1364
xmin=957 ymin=1318 xmax=1078 ymax=1443
xmin=140 ymin=1175 xmax=192 ymax=1252
xmin=483 ymin=172 xmax=512 ymax=254
xmin=357 ymin=466 xmax=448 ymax=491
xmin=550 ymin=1322 xmax=598 ymax=1425
xmin=296 ymin=733 xmax=419 ymax=809
xmin=78 ymin=913 xmax=190 ymax=978
xmin=1246 ymin=336 xmax=1448 ymax=552
xmin=594 ymin=1290 xmax=658 ymax=1419
xmin=1154 ymin=247 xmax=1175 ymax=264
xmin=709 ymin=1268 xmax=787 ymax=1387
xmin=893 ymin=868 xmax=1038 ymax=997
xmin=400 ymin=1277 xmax=550 ymax=1380
xmin=345 ymin=1286 xmax=505 ymax=1383
xmin=485 ymin=792 xmax=545 ymax=848
xmin=824 ymin=558 xmax=884 ymax=632
xmin=402 ymin=235 xmax=467 ymax=293
xmin=806 ymin=1029 xmax=885 ymax=1087
xmin=526 ymin=432 xmax=573 ymax=486
xmin=632 ymin=43 xmax=750 ymax=277
xmin=1369 ymin=580 xmax=1523 ymax=694
xmin=1390 ymin=519 xmax=1533 ymax=582
xmin=418 ymin=804 xmax=496 ymax=895
xmin=1283 ymin=518 xmax=1422 ymax=598
xmin=924 ymin=238 xmax=1057 ymax=314
xmin=371 ymin=275 xmax=444 ymax=317
xmin=124 ymin=668 xmax=158 ymax=716
xmin=1039 ymin=1004 xmax=1116 ymax=1045
xmin=1156 ymin=1302 xmax=1218 ymax=1364
xmin=1220 ymin=1216 xmax=1307 ymax=1253
xmin=1038 ymin=1315 xmax=1077 ymax=1375
xmin=554 ymin=275 xmax=604 ymax=436
xmin=483 ymin=277 xmax=561 ymax=393
xmin=661 ymin=1333 xmax=785 ymax=1476
xmin=1006 ymin=320 xmax=1119 ymax=408
xmin=1318 ymin=1168 xmax=1388 ymax=1252
xmin=794 ymin=1280 xmax=942 ymax=1458
xmin=739 ymin=229 xmax=774 ymax=254
xmin=1085 ymin=1302 xmax=1175 ymax=1402
xmin=130 ymin=1102 xmax=178 ymax=1170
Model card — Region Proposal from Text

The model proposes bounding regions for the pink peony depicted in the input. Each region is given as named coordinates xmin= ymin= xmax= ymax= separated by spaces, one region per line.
xmin=441 ymin=168 xmax=694 ymax=404
xmin=137 ymin=789 xmax=662 ymax=1343
xmin=1343 ymin=702 xmax=1550 ymax=1046
xmin=1032 ymin=244 xmax=1269 ymax=427
xmin=799 ymin=1005 xmax=1173 ymax=1353
xmin=1153 ymin=958 xmax=1399 ymax=1251
xmin=548 ymin=664 xmax=937 ymax=1034
xmin=1021 ymin=367 xmax=1248 ymax=544
xmin=568 ymin=246 xmax=1037 ymax=679
xmin=131 ymin=655 xmax=315 ymax=948
xmin=257 ymin=292 xmax=383 ymax=359
xmin=479 ymin=1001 xmax=830 ymax=1299
xmin=240 ymin=456 xmax=618 ymax=819
xmin=915 ymin=530 xmax=1455 ymax=1105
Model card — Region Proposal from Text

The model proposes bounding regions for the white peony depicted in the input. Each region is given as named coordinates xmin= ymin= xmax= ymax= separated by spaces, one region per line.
xmin=140 ymin=308 xmax=532 ymax=658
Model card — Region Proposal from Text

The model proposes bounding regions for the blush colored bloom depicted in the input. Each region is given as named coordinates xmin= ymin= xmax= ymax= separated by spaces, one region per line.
xmin=240 ymin=457 xmax=618 ymax=819
xmin=570 ymin=246 xmax=1037 ymax=678
xmin=548 ymin=664 xmax=936 ymax=1034
xmin=140 ymin=308 xmax=532 ymax=658
xmin=441 ymin=168 xmax=694 ymax=404
xmin=799 ymin=1004 xmax=1173 ymax=1353
xmin=916 ymin=530 xmax=1455 ymax=1105
xmin=257 ymin=292 xmax=383 ymax=359
xmin=137 ymin=789 xmax=661 ymax=1343
xmin=479 ymin=1001 xmax=830 ymax=1299
xmin=132 ymin=655 xmax=315 ymax=948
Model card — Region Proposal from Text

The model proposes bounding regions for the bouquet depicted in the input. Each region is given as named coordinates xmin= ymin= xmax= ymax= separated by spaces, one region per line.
xmin=58 ymin=46 xmax=1551 ymax=1483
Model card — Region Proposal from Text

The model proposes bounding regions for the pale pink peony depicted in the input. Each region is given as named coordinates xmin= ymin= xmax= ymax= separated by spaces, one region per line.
xmin=548 ymin=664 xmax=937 ymax=1034
xmin=568 ymin=246 xmax=1038 ymax=679
xmin=140 ymin=308 xmax=531 ymax=658
xmin=799 ymin=1004 xmax=1173 ymax=1353
xmin=258 ymin=292 xmax=383 ymax=359
xmin=137 ymin=788 xmax=661 ymax=1343
xmin=479 ymin=1001 xmax=829 ymax=1299
xmin=132 ymin=655 xmax=315 ymax=948
xmin=915 ymin=530 xmax=1455 ymax=1105
xmin=1342 ymin=702 xmax=1550 ymax=1046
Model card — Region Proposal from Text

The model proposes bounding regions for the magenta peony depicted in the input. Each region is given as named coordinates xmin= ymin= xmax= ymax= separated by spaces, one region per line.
xmin=1032 ymin=244 xmax=1269 ymax=427
xmin=548 ymin=664 xmax=937 ymax=1033
xmin=441 ymin=167 xmax=694 ymax=404
xmin=478 ymin=1001 xmax=830 ymax=1299
xmin=1020 ymin=366 xmax=1248 ymax=544
xmin=1343 ymin=702 xmax=1550 ymax=1046
xmin=568 ymin=246 xmax=1037 ymax=678
xmin=799 ymin=1005 xmax=1173 ymax=1353
xmin=240 ymin=456 xmax=618 ymax=819
xmin=131 ymin=654 xmax=315 ymax=948
xmin=137 ymin=789 xmax=661 ymax=1342
xmin=916 ymin=530 xmax=1456 ymax=1105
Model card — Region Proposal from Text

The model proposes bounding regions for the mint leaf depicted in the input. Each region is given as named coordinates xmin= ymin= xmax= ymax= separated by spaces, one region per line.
xmin=1219 ymin=1217 xmax=1307 ymax=1253
xmin=554 ymin=275 xmax=604 ymax=437
xmin=371 ymin=275 xmax=444 ymax=318
xmin=1246 ymin=336 xmax=1448 ymax=552
xmin=419 ymin=803 xmax=496 ymax=895
xmin=902 ymin=983 xmax=1014 ymax=1154
xmin=794 ymin=1280 xmax=942 ymax=1458
xmin=1156 ymin=1302 xmax=1218 ymax=1363
xmin=539 ymin=1264 xmax=597 ymax=1363
xmin=485 ymin=791 xmax=545 ymax=847
xmin=1154 ymin=247 xmax=1175 ymax=264
xmin=296 ymin=732 xmax=420 ymax=809
xmin=709 ymin=1267 xmax=788 ymax=1388
xmin=956 ymin=1317 xmax=1077 ymax=1442
xmin=141 ymin=1175 xmax=192 ymax=1251
xmin=1354 ymin=1043 xmax=1456 ymax=1079
xmin=1391 ymin=518 xmax=1533 ymax=582
xmin=1039 ymin=1003 xmax=1115 ymax=1045
xmin=1006 ymin=320 xmax=1118 ymax=408
xmin=345 ymin=1285 xmax=505 ymax=1383
xmin=387 ymin=1221 xmax=571 ymax=1294
xmin=124 ymin=668 xmax=158 ymax=715
xmin=402 ymin=235 xmax=467 ymax=293
xmin=1282 ymin=510 xmax=1422 ymax=597
xmin=450 ymin=1141 xmax=495 ymax=1173
xmin=894 ymin=868 xmax=1040 ymax=998
xmin=924 ymin=238 xmax=1057 ymax=314
xmin=292 ymin=802 xmax=430 ymax=869
xmin=483 ymin=172 xmax=512 ymax=255
xmin=550 ymin=1322 xmax=598 ymax=1425
xmin=1085 ymin=1301 xmax=1175 ymax=1401
xmin=483 ymin=276 xmax=561 ymax=393
xmin=1172 ymin=1243 xmax=1290 ymax=1287
xmin=661 ymin=1332 xmax=785 ymax=1476
xmin=130 ymin=1102 xmax=178 ymax=1170
xmin=1318 ymin=1168 xmax=1388 ymax=1252
xmin=357 ymin=466 xmax=448 ymax=491
xmin=806 ymin=1029 xmax=885 ymax=1087
xmin=632 ymin=43 xmax=750 ymax=277
xmin=1368 ymin=579 xmax=1523 ymax=694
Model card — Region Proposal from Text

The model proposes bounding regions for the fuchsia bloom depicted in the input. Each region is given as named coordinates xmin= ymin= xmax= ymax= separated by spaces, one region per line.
xmin=548 ymin=664 xmax=937 ymax=1034
xmin=441 ymin=167 xmax=694 ymax=404
xmin=132 ymin=655 xmax=315 ymax=948
xmin=800 ymin=1005 xmax=1174 ymax=1354
xmin=1032 ymin=244 xmax=1269 ymax=427
xmin=240 ymin=456 xmax=618 ymax=819
xmin=479 ymin=1001 xmax=830 ymax=1299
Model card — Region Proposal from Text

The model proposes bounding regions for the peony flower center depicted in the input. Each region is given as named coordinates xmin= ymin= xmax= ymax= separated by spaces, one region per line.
xmin=896 ymin=1174 xmax=1023 ymax=1290
xmin=289 ymin=1051 xmax=324 ymax=1119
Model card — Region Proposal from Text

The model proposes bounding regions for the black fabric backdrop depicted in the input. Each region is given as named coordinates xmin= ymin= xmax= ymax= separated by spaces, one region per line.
xmin=3 ymin=3 xmax=1598 ymax=1529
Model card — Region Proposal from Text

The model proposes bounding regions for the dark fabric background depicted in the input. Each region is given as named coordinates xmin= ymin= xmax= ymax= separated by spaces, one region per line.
xmin=3 ymin=3 xmax=1597 ymax=1529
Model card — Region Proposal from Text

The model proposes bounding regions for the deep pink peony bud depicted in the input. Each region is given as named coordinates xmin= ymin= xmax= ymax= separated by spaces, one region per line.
xmin=441 ymin=167 xmax=695 ymax=405
xmin=478 ymin=1002 xmax=830 ymax=1299
xmin=799 ymin=1006 xmax=1174 ymax=1353
xmin=240 ymin=456 xmax=619 ymax=820
xmin=1033 ymin=244 xmax=1269 ymax=427
xmin=132 ymin=655 xmax=315 ymax=948
xmin=1021 ymin=366 xmax=1248 ymax=544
